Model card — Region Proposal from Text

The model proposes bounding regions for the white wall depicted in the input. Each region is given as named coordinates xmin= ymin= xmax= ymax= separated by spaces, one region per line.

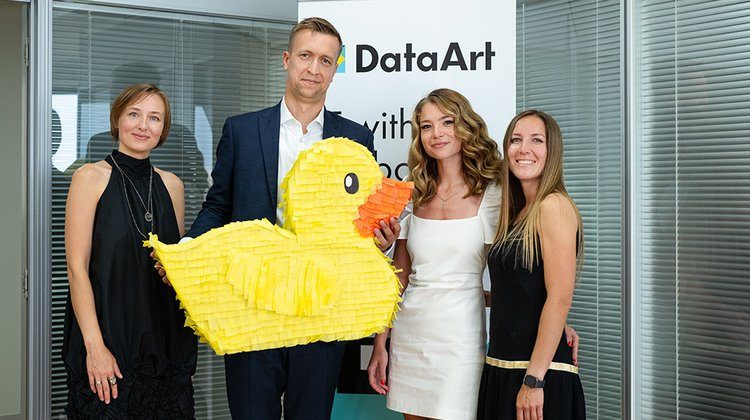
xmin=0 ymin=1 xmax=25 ymax=419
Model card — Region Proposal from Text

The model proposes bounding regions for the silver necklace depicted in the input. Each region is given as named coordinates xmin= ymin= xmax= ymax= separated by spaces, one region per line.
xmin=435 ymin=189 xmax=462 ymax=211
xmin=109 ymin=153 xmax=154 ymax=239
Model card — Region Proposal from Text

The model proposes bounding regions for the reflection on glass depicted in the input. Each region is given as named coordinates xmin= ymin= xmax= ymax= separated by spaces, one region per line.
xmin=194 ymin=105 xmax=214 ymax=179
xmin=51 ymin=94 xmax=79 ymax=173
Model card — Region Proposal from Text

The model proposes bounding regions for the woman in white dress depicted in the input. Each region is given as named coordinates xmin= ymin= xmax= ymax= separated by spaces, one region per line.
xmin=367 ymin=88 xmax=503 ymax=420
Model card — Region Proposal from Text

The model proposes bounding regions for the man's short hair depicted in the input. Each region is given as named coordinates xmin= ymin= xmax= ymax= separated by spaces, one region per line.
xmin=288 ymin=17 xmax=343 ymax=55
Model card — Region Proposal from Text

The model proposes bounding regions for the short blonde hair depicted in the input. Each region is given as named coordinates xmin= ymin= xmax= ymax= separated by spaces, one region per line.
xmin=288 ymin=17 xmax=343 ymax=56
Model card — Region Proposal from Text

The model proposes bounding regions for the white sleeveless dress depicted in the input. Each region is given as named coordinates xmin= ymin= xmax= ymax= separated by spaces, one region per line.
xmin=386 ymin=183 xmax=501 ymax=420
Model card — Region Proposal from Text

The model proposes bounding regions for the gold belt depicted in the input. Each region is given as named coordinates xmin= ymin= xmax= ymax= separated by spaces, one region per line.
xmin=485 ymin=356 xmax=579 ymax=374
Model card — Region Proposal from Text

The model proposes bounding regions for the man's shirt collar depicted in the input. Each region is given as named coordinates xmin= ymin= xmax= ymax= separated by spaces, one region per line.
xmin=280 ymin=96 xmax=325 ymax=131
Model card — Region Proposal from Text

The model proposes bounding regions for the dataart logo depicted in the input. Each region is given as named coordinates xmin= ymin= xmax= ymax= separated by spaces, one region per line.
xmin=351 ymin=41 xmax=495 ymax=73
xmin=335 ymin=42 xmax=495 ymax=74
xmin=336 ymin=45 xmax=346 ymax=73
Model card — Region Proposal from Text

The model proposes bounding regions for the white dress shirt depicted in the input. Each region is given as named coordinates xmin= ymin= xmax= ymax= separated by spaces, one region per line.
xmin=180 ymin=98 xmax=324 ymax=244
xmin=276 ymin=97 xmax=325 ymax=226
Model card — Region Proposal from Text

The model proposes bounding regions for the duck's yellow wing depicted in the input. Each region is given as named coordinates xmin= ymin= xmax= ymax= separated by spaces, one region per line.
xmin=147 ymin=220 xmax=338 ymax=354
xmin=224 ymin=249 xmax=339 ymax=317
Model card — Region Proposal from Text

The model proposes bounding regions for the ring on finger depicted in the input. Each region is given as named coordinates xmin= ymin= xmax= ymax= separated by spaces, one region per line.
xmin=95 ymin=380 xmax=102 ymax=386
xmin=107 ymin=376 xmax=117 ymax=386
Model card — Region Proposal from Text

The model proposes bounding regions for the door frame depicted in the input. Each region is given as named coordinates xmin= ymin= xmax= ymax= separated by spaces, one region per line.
xmin=27 ymin=0 xmax=52 ymax=418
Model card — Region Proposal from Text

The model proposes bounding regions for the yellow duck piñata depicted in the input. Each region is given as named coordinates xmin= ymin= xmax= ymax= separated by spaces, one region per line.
xmin=145 ymin=138 xmax=413 ymax=355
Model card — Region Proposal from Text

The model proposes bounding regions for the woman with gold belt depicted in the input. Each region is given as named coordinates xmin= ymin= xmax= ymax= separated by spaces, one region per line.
xmin=478 ymin=110 xmax=586 ymax=420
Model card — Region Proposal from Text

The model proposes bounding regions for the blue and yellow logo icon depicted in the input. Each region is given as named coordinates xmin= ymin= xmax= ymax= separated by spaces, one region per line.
xmin=336 ymin=45 xmax=346 ymax=73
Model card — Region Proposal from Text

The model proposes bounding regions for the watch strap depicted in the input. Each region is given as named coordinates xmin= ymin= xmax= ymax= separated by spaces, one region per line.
xmin=523 ymin=374 xmax=545 ymax=389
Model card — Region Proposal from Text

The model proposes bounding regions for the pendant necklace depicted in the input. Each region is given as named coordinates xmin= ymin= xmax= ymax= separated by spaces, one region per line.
xmin=110 ymin=153 xmax=154 ymax=238
xmin=436 ymin=189 xmax=462 ymax=211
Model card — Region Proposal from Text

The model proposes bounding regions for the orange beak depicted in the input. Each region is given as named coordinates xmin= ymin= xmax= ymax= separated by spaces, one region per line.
xmin=354 ymin=177 xmax=414 ymax=237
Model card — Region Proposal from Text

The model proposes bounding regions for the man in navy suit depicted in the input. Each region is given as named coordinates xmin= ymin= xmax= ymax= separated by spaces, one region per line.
xmin=184 ymin=17 xmax=399 ymax=420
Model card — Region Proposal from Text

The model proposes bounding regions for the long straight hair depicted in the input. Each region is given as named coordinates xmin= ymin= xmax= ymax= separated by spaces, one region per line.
xmin=492 ymin=110 xmax=584 ymax=277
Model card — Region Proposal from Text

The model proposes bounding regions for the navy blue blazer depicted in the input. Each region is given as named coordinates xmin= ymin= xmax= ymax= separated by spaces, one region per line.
xmin=187 ymin=102 xmax=375 ymax=238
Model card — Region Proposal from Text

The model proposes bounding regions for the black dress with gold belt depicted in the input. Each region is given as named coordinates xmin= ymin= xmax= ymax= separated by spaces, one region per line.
xmin=478 ymin=240 xmax=586 ymax=420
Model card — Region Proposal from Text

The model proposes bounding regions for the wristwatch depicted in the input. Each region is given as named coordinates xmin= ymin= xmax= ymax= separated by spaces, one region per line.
xmin=523 ymin=374 xmax=545 ymax=389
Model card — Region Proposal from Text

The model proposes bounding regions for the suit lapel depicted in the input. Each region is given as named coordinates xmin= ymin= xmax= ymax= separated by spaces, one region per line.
xmin=259 ymin=102 xmax=281 ymax=206
xmin=323 ymin=108 xmax=342 ymax=138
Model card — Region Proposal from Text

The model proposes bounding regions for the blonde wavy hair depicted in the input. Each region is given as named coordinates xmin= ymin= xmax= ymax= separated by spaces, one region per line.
xmin=407 ymin=88 xmax=502 ymax=208
xmin=492 ymin=110 xmax=584 ymax=278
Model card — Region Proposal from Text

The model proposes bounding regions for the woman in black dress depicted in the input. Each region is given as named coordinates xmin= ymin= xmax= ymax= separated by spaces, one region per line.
xmin=478 ymin=110 xmax=586 ymax=420
xmin=63 ymin=83 xmax=197 ymax=418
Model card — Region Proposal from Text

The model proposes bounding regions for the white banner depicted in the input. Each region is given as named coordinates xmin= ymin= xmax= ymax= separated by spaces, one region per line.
xmin=299 ymin=2 xmax=515 ymax=416
xmin=300 ymin=0 xmax=515 ymax=180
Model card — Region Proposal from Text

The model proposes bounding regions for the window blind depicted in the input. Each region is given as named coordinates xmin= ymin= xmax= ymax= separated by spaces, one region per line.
xmin=50 ymin=6 xmax=290 ymax=417
xmin=636 ymin=0 xmax=750 ymax=418
xmin=517 ymin=1 xmax=623 ymax=418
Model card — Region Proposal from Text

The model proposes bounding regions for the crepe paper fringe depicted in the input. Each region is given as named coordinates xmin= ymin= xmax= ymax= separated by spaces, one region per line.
xmin=355 ymin=177 xmax=414 ymax=237
xmin=144 ymin=138 xmax=411 ymax=355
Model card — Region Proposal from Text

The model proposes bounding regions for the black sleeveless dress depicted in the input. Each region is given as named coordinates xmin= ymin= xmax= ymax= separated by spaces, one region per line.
xmin=478 ymin=240 xmax=586 ymax=420
xmin=63 ymin=150 xmax=198 ymax=419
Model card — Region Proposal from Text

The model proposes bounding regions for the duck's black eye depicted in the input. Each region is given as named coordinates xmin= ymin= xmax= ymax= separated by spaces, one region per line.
xmin=344 ymin=173 xmax=359 ymax=194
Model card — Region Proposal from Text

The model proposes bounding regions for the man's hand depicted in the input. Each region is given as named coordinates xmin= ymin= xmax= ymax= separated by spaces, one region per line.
xmin=374 ymin=217 xmax=400 ymax=252
xmin=150 ymin=251 xmax=170 ymax=286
